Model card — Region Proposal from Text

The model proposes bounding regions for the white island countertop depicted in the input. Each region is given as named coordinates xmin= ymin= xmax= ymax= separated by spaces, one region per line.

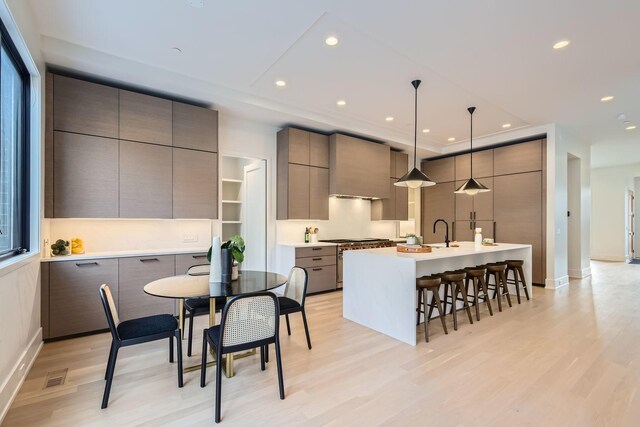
xmin=357 ymin=242 xmax=532 ymax=261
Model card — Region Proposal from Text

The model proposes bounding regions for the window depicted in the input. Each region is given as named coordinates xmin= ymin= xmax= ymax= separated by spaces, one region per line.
xmin=0 ymin=20 xmax=29 ymax=258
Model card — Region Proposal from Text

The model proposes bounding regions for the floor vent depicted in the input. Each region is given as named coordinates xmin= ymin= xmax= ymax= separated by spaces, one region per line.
xmin=43 ymin=369 xmax=68 ymax=389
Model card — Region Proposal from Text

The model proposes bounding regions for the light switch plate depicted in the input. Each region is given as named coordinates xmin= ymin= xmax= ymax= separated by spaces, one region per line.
xmin=183 ymin=234 xmax=199 ymax=243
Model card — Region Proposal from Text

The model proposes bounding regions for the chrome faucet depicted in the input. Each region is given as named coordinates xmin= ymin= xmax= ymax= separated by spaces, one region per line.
xmin=433 ymin=219 xmax=450 ymax=248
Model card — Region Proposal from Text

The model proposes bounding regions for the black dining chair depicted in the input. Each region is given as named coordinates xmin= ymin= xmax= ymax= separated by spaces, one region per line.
xmin=182 ymin=264 xmax=226 ymax=357
xmin=279 ymin=266 xmax=312 ymax=349
xmin=200 ymin=292 xmax=284 ymax=423
xmin=99 ymin=284 xmax=183 ymax=409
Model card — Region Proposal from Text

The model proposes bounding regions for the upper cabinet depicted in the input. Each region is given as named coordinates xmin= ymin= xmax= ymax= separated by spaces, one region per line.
xmin=421 ymin=157 xmax=455 ymax=183
xmin=278 ymin=128 xmax=329 ymax=167
xmin=493 ymin=139 xmax=543 ymax=176
xmin=119 ymin=90 xmax=172 ymax=146
xmin=309 ymin=132 xmax=330 ymax=168
xmin=53 ymin=75 xmax=118 ymax=138
xmin=173 ymin=102 xmax=218 ymax=152
xmin=329 ymin=134 xmax=390 ymax=199
xmin=454 ymin=150 xmax=494 ymax=180
xmin=393 ymin=151 xmax=409 ymax=179
xmin=45 ymin=72 xmax=219 ymax=219
xmin=372 ymin=151 xmax=409 ymax=221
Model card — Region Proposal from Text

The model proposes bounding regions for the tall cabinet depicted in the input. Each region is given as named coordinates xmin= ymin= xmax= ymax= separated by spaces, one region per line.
xmin=421 ymin=139 xmax=546 ymax=284
xmin=371 ymin=151 xmax=409 ymax=221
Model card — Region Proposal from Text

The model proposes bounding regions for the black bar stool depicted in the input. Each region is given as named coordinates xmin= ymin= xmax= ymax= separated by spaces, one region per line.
xmin=481 ymin=262 xmax=512 ymax=312
xmin=439 ymin=270 xmax=474 ymax=331
xmin=505 ymin=260 xmax=530 ymax=304
xmin=416 ymin=275 xmax=448 ymax=342
xmin=464 ymin=267 xmax=493 ymax=321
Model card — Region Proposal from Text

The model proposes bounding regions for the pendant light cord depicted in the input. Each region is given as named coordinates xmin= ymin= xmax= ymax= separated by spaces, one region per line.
xmin=468 ymin=106 xmax=476 ymax=178
xmin=413 ymin=82 xmax=418 ymax=168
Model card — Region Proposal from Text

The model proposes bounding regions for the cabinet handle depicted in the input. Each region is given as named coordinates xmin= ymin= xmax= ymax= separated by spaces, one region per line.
xmin=76 ymin=262 xmax=98 ymax=267
xmin=312 ymin=248 xmax=322 ymax=251
xmin=493 ymin=222 xmax=497 ymax=241
xmin=469 ymin=211 xmax=472 ymax=220
xmin=452 ymin=221 xmax=456 ymax=241
xmin=312 ymin=268 xmax=323 ymax=271
xmin=312 ymin=257 xmax=322 ymax=261
xmin=140 ymin=258 xmax=159 ymax=262
xmin=473 ymin=211 xmax=476 ymax=220
xmin=192 ymin=255 xmax=207 ymax=259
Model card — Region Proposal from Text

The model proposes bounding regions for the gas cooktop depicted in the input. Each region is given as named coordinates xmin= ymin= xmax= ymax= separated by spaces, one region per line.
xmin=320 ymin=238 xmax=391 ymax=244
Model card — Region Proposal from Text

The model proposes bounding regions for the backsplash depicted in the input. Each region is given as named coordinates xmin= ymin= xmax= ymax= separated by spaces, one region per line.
xmin=277 ymin=197 xmax=405 ymax=243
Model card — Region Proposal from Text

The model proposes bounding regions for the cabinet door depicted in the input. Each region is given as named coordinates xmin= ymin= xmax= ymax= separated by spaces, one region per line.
xmin=422 ymin=157 xmax=455 ymax=183
xmin=286 ymin=128 xmax=310 ymax=165
xmin=455 ymin=150 xmax=494 ymax=180
xmin=422 ymin=182 xmax=455 ymax=244
xmin=395 ymin=152 xmax=409 ymax=179
xmin=494 ymin=171 xmax=543 ymax=283
xmin=173 ymin=148 xmax=218 ymax=219
xmin=120 ymin=141 xmax=173 ymax=218
xmin=288 ymin=164 xmax=310 ymax=219
xmin=455 ymin=180 xmax=474 ymax=221
xmin=53 ymin=75 xmax=118 ymax=138
xmin=389 ymin=151 xmax=397 ymax=179
xmin=309 ymin=167 xmax=329 ymax=220
xmin=453 ymin=221 xmax=474 ymax=242
xmin=309 ymin=133 xmax=329 ymax=168
xmin=173 ymin=102 xmax=218 ymax=152
xmin=494 ymin=140 xmax=542 ymax=176
xmin=473 ymin=177 xmax=494 ymax=221
xmin=118 ymin=256 xmax=176 ymax=321
xmin=395 ymin=183 xmax=408 ymax=220
xmin=53 ymin=131 xmax=119 ymax=218
xmin=119 ymin=90 xmax=172 ymax=145
xmin=41 ymin=263 xmax=50 ymax=339
xmin=305 ymin=265 xmax=337 ymax=294
xmin=49 ymin=259 xmax=119 ymax=338
xmin=176 ymin=253 xmax=209 ymax=274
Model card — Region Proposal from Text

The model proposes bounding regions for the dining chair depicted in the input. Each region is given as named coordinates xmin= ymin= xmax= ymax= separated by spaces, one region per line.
xmin=279 ymin=266 xmax=312 ymax=349
xmin=183 ymin=264 xmax=226 ymax=356
xmin=200 ymin=292 xmax=284 ymax=423
xmin=99 ymin=284 xmax=183 ymax=409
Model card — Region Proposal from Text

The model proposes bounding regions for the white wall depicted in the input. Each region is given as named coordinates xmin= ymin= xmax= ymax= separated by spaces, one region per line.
xmin=0 ymin=0 xmax=43 ymax=422
xmin=590 ymin=163 xmax=640 ymax=261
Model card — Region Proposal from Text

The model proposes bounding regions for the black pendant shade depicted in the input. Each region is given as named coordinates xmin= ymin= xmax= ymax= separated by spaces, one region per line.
xmin=394 ymin=79 xmax=435 ymax=189
xmin=454 ymin=106 xmax=490 ymax=195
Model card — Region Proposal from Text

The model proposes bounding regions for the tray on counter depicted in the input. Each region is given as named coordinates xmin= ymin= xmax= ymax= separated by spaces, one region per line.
xmin=397 ymin=244 xmax=433 ymax=253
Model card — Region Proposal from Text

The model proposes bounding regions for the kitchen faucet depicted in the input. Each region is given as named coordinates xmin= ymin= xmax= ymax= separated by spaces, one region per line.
xmin=433 ymin=219 xmax=450 ymax=248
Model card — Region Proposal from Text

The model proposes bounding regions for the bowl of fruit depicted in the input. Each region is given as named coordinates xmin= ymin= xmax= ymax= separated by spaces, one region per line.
xmin=71 ymin=237 xmax=85 ymax=254
xmin=50 ymin=239 xmax=71 ymax=257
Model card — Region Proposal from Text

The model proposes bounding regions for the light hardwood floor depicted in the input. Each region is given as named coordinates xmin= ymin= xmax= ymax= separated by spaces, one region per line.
xmin=4 ymin=261 xmax=640 ymax=426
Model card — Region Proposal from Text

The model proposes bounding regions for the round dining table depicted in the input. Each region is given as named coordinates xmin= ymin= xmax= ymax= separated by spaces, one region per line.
xmin=144 ymin=270 xmax=287 ymax=377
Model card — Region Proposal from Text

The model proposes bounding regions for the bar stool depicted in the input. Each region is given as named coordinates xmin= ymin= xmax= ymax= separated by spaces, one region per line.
xmin=505 ymin=260 xmax=530 ymax=304
xmin=439 ymin=270 xmax=474 ymax=331
xmin=482 ymin=262 xmax=512 ymax=312
xmin=416 ymin=275 xmax=448 ymax=342
xmin=464 ymin=267 xmax=493 ymax=321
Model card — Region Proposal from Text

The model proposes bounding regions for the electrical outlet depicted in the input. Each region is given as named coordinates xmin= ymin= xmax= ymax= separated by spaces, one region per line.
xmin=183 ymin=234 xmax=199 ymax=243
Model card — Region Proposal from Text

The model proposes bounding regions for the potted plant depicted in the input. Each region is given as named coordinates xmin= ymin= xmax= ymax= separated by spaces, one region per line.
xmin=405 ymin=234 xmax=421 ymax=245
xmin=207 ymin=235 xmax=245 ymax=281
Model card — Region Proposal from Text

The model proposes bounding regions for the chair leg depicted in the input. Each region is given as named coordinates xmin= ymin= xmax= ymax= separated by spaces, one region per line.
xmin=101 ymin=344 xmax=119 ymax=409
xmin=260 ymin=346 xmax=266 ymax=371
xmin=188 ymin=309 xmax=195 ymax=357
xmin=416 ymin=289 xmax=423 ymax=325
xmin=432 ymin=291 xmax=448 ymax=335
xmin=501 ymin=272 xmax=512 ymax=307
xmin=274 ymin=337 xmax=285 ymax=400
xmin=423 ymin=289 xmax=430 ymax=343
xmin=175 ymin=331 xmax=184 ymax=387
xmin=264 ymin=344 xmax=269 ymax=363
xmin=473 ymin=278 xmax=480 ymax=321
xmin=480 ymin=277 xmax=493 ymax=316
xmin=492 ymin=273 xmax=503 ymax=312
xmin=458 ymin=281 xmax=474 ymax=325
xmin=215 ymin=350 xmax=223 ymax=423
xmin=442 ymin=282 xmax=449 ymax=315
xmin=105 ymin=341 xmax=115 ymax=380
xmin=200 ymin=331 xmax=208 ymax=388
xmin=511 ymin=268 xmax=522 ymax=304
xmin=285 ymin=314 xmax=291 ymax=336
xmin=450 ymin=283 xmax=458 ymax=331
xmin=520 ymin=267 xmax=531 ymax=300
xmin=301 ymin=309 xmax=312 ymax=350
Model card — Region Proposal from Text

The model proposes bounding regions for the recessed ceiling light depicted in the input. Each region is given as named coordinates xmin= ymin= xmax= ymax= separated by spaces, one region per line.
xmin=385 ymin=116 xmax=394 ymax=122
xmin=600 ymin=96 xmax=614 ymax=102
xmin=422 ymin=129 xmax=430 ymax=133
xmin=187 ymin=0 xmax=204 ymax=8
xmin=325 ymin=36 xmax=339 ymax=46
xmin=626 ymin=125 xmax=637 ymax=130
xmin=553 ymin=40 xmax=570 ymax=49
xmin=172 ymin=47 xmax=182 ymax=53
xmin=275 ymin=80 xmax=287 ymax=87
xmin=502 ymin=123 xmax=511 ymax=129
xmin=336 ymin=100 xmax=346 ymax=106
xmin=448 ymin=137 xmax=455 ymax=142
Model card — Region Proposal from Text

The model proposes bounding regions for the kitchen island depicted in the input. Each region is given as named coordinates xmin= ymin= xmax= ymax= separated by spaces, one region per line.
xmin=342 ymin=242 xmax=532 ymax=345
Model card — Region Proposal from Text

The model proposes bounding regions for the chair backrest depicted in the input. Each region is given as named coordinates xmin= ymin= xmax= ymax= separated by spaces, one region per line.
xmin=187 ymin=264 xmax=210 ymax=276
xmin=99 ymin=284 xmax=120 ymax=340
xmin=220 ymin=292 xmax=279 ymax=349
xmin=283 ymin=266 xmax=308 ymax=306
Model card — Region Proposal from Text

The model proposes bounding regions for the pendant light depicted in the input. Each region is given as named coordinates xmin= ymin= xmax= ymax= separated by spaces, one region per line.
xmin=455 ymin=107 xmax=490 ymax=195
xmin=394 ymin=80 xmax=435 ymax=189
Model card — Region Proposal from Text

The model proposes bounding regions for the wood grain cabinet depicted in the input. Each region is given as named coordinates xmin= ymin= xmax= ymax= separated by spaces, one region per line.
xmin=421 ymin=157 xmax=455 ymax=183
xmin=119 ymin=141 xmax=173 ymax=218
xmin=173 ymin=102 xmax=218 ymax=152
xmin=173 ymin=148 xmax=218 ymax=218
xmin=295 ymin=247 xmax=337 ymax=294
xmin=53 ymin=74 xmax=118 ymax=138
xmin=454 ymin=177 xmax=493 ymax=221
xmin=277 ymin=127 xmax=330 ymax=220
xmin=422 ymin=182 xmax=455 ymax=244
xmin=175 ymin=253 xmax=209 ymax=274
xmin=48 ymin=259 xmax=119 ymax=338
xmin=455 ymin=150 xmax=494 ymax=180
xmin=494 ymin=139 xmax=543 ymax=176
xmin=393 ymin=151 xmax=409 ymax=179
xmin=53 ymin=131 xmax=119 ymax=218
xmin=372 ymin=151 xmax=409 ymax=220
xmin=118 ymin=256 xmax=176 ymax=321
xmin=119 ymin=90 xmax=172 ymax=146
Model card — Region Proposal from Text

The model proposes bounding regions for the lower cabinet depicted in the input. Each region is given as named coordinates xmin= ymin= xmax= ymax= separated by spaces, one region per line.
xmin=48 ymin=259 xmax=119 ymax=338
xmin=294 ymin=246 xmax=337 ymax=294
xmin=118 ymin=255 xmax=176 ymax=322
xmin=175 ymin=252 xmax=209 ymax=274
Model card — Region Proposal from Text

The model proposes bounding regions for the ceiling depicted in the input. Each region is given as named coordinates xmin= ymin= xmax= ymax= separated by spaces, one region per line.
xmin=25 ymin=0 xmax=640 ymax=163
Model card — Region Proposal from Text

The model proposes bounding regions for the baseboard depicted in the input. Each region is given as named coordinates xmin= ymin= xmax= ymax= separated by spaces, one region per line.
xmin=591 ymin=255 xmax=626 ymax=262
xmin=545 ymin=275 xmax=569 ymax=290
xmin=0 ymin=328 xmax=43 ymax=424
xmin=568 ymin=267 xmax=592 ymax=279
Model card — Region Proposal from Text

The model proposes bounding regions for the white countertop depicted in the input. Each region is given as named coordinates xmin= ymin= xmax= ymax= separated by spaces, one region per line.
xmin=41 ymin=247 xmax=210 ymax=262
xmin=277 ymin=242 xmax=338 ymax=248
xmin=348 ymin=242 xmax=532 ymax=261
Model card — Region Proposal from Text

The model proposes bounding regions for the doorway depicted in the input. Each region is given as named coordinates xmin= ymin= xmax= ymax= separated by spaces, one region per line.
xmin=627 ymin=189 xmax=635 ymax=262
